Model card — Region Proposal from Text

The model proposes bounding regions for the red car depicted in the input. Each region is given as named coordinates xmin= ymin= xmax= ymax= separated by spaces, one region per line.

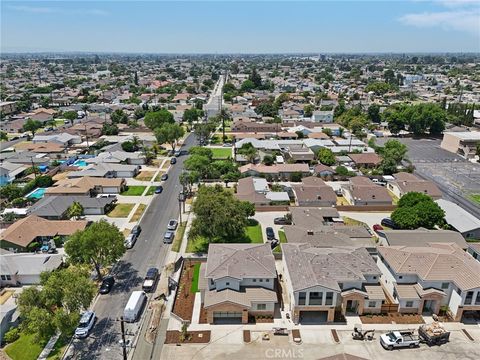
xmin=373 ymin=224 xmax=384 ymax=233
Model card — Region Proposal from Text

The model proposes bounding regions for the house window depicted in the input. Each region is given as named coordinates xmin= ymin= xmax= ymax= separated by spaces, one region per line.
xmin=253 ymin=279 xmax=257 ymax=282
xmin=476 ymin=293 xmax=480 ymax=305
xmin=0 ymin=275 xmax=6 ymax=280
xmin=465 ymin=291 xmax=474 ymax=305
xmin=259 ymin=279 xmax=263 ymax=282
xmin=325 ymin=292 xmax=334 ymax=306
xmin=6 ymin=275 xmax=11 ymax=280
xmin=309 ymin=292 xmax=323 ymax=305
xmin=441 ymin=282 xmax=449 ymax=290
xmin=257 ymin=304 xmax=267 ymax=310
xmin=398 ymin=276 xmax=403 ymax=280
xmin=405 ymin=301 xmax=414 ymax=308
xmin=372 ymin=276 xmax=377 ymax=280
xmin=265 ymin=279 xmax=269 ymax=282
xmin=299 ymin=292 xmax=306 ymax=305
xmin=368 ymin=301 xmax=376 ymax=308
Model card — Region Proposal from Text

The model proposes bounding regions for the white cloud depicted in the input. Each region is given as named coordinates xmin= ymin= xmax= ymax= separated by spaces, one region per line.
xmin=8 ymin=5 xmax=57 ymax=14
xmin=399 ymin=10 xmax=480 ymax=36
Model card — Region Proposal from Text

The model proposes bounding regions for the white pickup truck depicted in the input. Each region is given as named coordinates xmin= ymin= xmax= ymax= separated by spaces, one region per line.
xmin=380 ymin=330 xmax=420 ymax=350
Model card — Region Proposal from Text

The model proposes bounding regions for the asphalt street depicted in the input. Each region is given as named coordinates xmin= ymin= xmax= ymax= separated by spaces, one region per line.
xmin=64 ymin=133 xmax=197 ymax=360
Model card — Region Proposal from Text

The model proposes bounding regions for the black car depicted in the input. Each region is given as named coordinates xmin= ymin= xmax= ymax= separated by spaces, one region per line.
xmin=99 ymin=276 xmax=115 ymax=294
xmin=273 ymin=217 xmax=291 ymax=225
xmin=161 ymin=174 xmax=168 ymax=181
xmin=145 ymin=267 xmax=159 ymax=280
xmin=381 ymin=218 xmax=398 ymax=229
xmin=131 ymin=225 xmax=142 ymax=236
xmin=170 ymin=157 xmax=177 ymax=165
xmin=270 ymin=239 xmax=279 ymax=250
xmin=266 ymin=227 xmax=275 ymax=240
xmin=155 ymin=186 xmax=163 ymax=194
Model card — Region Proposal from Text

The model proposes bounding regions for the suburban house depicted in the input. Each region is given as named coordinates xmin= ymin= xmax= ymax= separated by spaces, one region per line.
xmin=28 ymin=195 xmax=115 ymax=219
xmin=199 ymin=243 xmax=278 ymax=324
xmin=292 ymin=176 xmax=337 ymax=207
xmin=15 ymin=142 xmax=67 ymax=156
xmin=435 ymin=199 xmax=480 ymax=240
xmin=231 ymin=119 xmax=281 ymax=133
xmin=0 ymin=101 xmax=17 ymax=115
xmin=0 ymin=215 xmax=88 ymax=252
xmin=379 ymin=229 xmax=468 ymax=250
xmin=0 ymin=253 xmax=64 ymax=286
xmin=29 ymin=108 xmax=56 ymax=123
xmin=347 ymin=153 xmax=382 ymax=168
xmin=311 ymin=110 xmax=334 ymax=123
xmin=377 ymin=243 xmax=480 ymax=321
xmin=235 ymin=177 xmax=290 ymax=206
xmin=387 ymin=172 xmax=442 ymax=200
xmin=32 ymin=133 xmax=82 ymax=147
xmin=67 ymin=163 xmax=140 ymax=178
xmin=287 ymin=146 xmax=315 ymax=162
xmin=440 ymin=131 xmax=480 ymax=159
xmin=87 ymin=151 xmax=146 ymax=165
xmin=313 ymin=164 xmax=336 ymax=178
xmin=341 ymin=176 xmax=392 ymax=206
xmin=45 ymin=176 xmax=125 ymax=196
xmin=0 ymin=162 xmax=26 ymax=186
xmin=239 ymin=163 xmax=310 ymax=180
xmin=282 ymin=244 xmax=384 ymax=324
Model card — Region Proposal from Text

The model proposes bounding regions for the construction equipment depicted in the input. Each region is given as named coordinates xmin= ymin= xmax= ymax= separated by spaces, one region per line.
xmin=273 ymin=327 xmax=288 ymax=336
xmin=352 ymin=324 xmax=375 ymax=341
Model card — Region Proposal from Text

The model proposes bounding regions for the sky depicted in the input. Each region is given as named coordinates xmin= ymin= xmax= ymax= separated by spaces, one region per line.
xmin=1 ymin=0 xmax=479 ymax=53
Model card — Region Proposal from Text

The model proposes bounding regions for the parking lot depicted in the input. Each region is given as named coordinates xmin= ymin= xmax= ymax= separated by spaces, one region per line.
xmin=160 ymin=327 xmax=480 ymax=360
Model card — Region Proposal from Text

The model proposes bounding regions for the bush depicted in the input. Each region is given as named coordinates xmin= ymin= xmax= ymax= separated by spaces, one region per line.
xmin=4 ymin=327 xmax=20 ymax=343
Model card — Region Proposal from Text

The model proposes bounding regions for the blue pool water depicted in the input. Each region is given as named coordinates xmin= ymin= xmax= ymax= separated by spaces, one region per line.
xmin=73 ymin=159 xmax=88 ymax=167
xmin=27 ymin=187 xmax=46 ymax=199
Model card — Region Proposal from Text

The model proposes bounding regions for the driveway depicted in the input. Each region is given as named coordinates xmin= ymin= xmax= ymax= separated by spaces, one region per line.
xmin=253 ymin=211 xmax=289 ymax=242
xmin=338 ymin=211 xmax=392 ymax=231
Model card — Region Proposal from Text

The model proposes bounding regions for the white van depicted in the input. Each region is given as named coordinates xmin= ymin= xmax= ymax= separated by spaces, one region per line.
xmin=123 ymin=291 xmax=146 ymax=322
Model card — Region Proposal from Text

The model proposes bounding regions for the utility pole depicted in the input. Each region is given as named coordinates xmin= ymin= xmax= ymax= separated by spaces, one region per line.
xmin=30 ymin=156 xmax=37 ymax=178
xmin=120 ymin=317 xmax=127 ymax=360
xmin=84 ymin=124 xmax=90 ymax=148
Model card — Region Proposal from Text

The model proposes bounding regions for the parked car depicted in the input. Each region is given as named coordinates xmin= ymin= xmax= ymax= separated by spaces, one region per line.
xmin=75 ymin=311 xmax=96 ymax=338
xmin=163 ymin=231 xmax=174 ymax=244
xmin=142 ymin=268 xmax=159 ymax=292
xmin=174 ymin=150 xmax=182 ymax=157
xmin=167 ymin=150 xmax=174 ymax=156
xmin=99 ymin=276 xmax=115 ymax=294
xmin=266 ymin=227 xmax=275 ymax=240
xmin=373 ymin=224 xmax=384 ymax=233
xmin=380 ymin=330 xmax=420 ymax=350
xmin=131 ymin=225 xmax=142 ymax=237
xmin=170 ymin=157 xmax=177 ymax=164
xmin=274 ymin=217 xmax=291 ymax=225
xmin=161 ymin=174 xmax=168 ymax=181
xmin=155 ymin=186 xmax=163 ymax=194
xmin=381 ymin=218 xmax=398 ymax=229
xmin=167 ymin=219 xmax=178 ymax=230
xmin=125 ymin=234 xmax=137 ymax=249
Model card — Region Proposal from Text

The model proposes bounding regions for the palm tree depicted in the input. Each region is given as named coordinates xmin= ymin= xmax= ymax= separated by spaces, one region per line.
xmin=131 ymin=136 xmax=140 ymax=151
xmin=67 ymin=201 xmax=84 ymax=220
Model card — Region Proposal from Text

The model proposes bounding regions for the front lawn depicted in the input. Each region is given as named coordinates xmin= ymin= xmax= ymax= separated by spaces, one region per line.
xmin=121 ymin=186 xmax=146 ymax=196
xmin=469 ymin=194 xmax=480 ymax=205
xmin=145 ymin=186 xmax=156 ymax=195
xmin=273 ymin=230 xmax=288 ymax=253
xmin=154 ymin=172 xmax=166 ymax=181
xmin=210 ymin=147 xmax=232 ymax=159
xmin=190 ymin=263 xmax=201 ymax=293
xmin=5 ymin=332 xmax=45 ymax=360
xmin=129 ymin=204 xmax=146 ymax=223
xmin=245 ymin=220 xmax=263 ymax=243
xmin=107 ymin=203 xmax=135 ymax=218
xmin=135 ymin=171 xmax=155 ymax=181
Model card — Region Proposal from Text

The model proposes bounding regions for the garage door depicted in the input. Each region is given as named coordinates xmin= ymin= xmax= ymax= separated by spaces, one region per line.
xmin=213 ymin=312 xmax=242 ymax=324
xmin=299 ymin=311 xmax=328 ymax=324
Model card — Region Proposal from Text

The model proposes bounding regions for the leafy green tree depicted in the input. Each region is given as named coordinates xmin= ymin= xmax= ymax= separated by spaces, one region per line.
xmin=240 ymin=79 xmax=255 ymax=92
xmin=316 ymin=148 xmax=336 ymax=166
xmin=189 ymin=146 xmax=213 ymax=160
xmin=237 ymin=143 xmax=258 ymax=163
xmin=183 ymin=108 xmax=199 ymax=125
xmin=0 ymin=184 xmax=23 ymax=201
xmin=184 ymin=155 xmax=212 ymax=179
xmin=221 ymin=171 xmax=240 ymax=187
xmin=304 ymin=104 xmax=314 ymax=118
xmin=155 ymin=123 xmax=185 ymax=150
xmin=67 ymin=201 xmax=84 ymax=220
xmin=367 ymin=104 xmax=381 ymax=123
xmin=262 ymin=154 xmax=275 ymax=166
xmin=255 ymin=101 xmax=278 ymax=117
xmin=248 ymin=67 xmax=262 ymax=88
xmin=23 ymin=119 xmax=42 ymax=137
xmin=391 ymin=192 xmax=445 ymax=229
xmin=179 ymin=170 xmax=200 ymax=194
xmin=144 ymin=109 xmax=174 ymax=130
xmin=0 ymin=131 xmax=8 ymax=141
xmin=64 ymin=220 xmax=125 ymax=280
xmin=111 ymin=109 xmax=129 ymax=124
xmin=365 ymin=81 xmax=397 ymax=95
xmin=63 ymin=110 xmax=77 ymax=125
xmin=189 ymin=185 xmax=254 ymax=244
xmin=102 ymin=123 xmax=119 ymax=135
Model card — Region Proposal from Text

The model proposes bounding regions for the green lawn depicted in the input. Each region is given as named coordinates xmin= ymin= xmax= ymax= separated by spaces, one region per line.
xmin=186 ymin=236 xmax=209 ymax=253
xmin=210 ymin=147 xmax=232 ymax=159
xmin=145 ymin=186 xmax=156 ymax=195
xmin=172 ymin=222 xmax=187 ymax=252
xmin=190 ymin=263 xmax=201 ymax=293
xmin=274 ymin=230 xmax=288 ymax=253
xmin=121 ymin=186 xmax=146 ymax=196
xmin=5 ymin=332 xmax=45 ymax=360
xmin=107 ymin=203 xmax=135 ymax=218
xmin=46 ymin=336 xmax=69 ymax=360
xmin=245 ymin=222 xmax=263 ymax=243
xmin=469 ymin=194 xmax=480 ymax=205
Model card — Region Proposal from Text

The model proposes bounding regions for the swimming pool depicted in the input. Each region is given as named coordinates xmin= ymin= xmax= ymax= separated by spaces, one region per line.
xmin=73 ymin=159 xmax=88 ymax=167
xmin=27 ymin=187 xmax=47 ymax=199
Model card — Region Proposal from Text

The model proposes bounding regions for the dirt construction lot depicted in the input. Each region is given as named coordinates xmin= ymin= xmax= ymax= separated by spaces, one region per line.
xmin=160 ymin=327 xmax=480 ymax=360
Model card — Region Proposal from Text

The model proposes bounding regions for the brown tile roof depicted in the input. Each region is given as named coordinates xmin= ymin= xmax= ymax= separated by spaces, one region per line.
xmin=378 ymin=243 xmax=480 ymax=291
xmin=205 ymin=243 xmax=276 ymax=281
xmin=46 ymin=176 xmax=123 ymax=195
xmin=348 ymin=153 xmax=382 ymax=165
xmin=1 ymin=215 xmax=88 ymax=247
xmin=348 ymin=176 xmax=392 ymax=203
xmin=15 ymin=142 xmax=65 ymax=153
xmin=391 ymin=172 xmax=442 ymax=198
xmin=239 ymin=163 xmax=310 ymax=174
xmin=382 ymin=229 xmax=467 ymax=249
